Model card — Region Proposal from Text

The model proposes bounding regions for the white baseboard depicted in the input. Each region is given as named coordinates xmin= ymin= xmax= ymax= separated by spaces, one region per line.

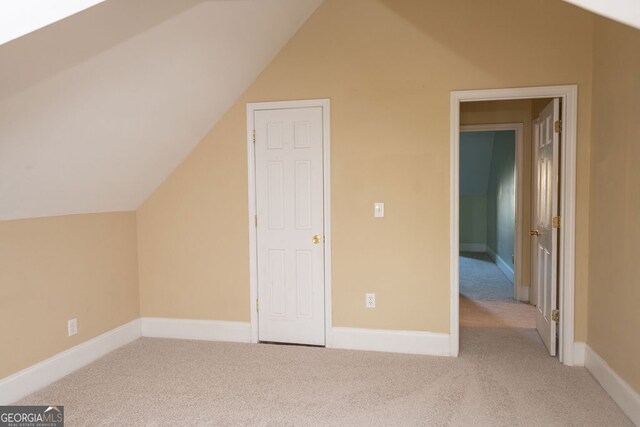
xmin=141 ymin=317 xmax=251 ymax=343
xmin=141 ymin=319 xmax=448 ymax=357
xmin=330 ymin=327 xmax=451 ymax=357
xmin=495 ymin=254 xmax=514 ymax=283
xmin=486 ymin=246 xmax=496 ymax=261
xmin=0 ymin=319 xmax=141 ymax=405
xmin=573 ymin=342 xmax=586 ymax=366
xmin=460 ymin=243 xmax=486 ymax=252
xmin=585 ymin=345 xmax=640 ymax=425
xmin=515 ymin=285 xmax=530 ymax=302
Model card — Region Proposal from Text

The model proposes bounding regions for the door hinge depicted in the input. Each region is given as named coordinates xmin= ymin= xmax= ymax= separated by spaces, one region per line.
xmin=252 ymin=130 xmax=256 ymax=144
xmin=552 ymin=309 xmax=559 ymax=322
xmin=554 ymin=120 xmax=562 ymax=133
xmin=255 ymin=215 xmax=258 ymax=228
xmin=256 ymin=298 xmax=259 ymax=312
xmin=552 ymin=216 xmax=560 ymax=228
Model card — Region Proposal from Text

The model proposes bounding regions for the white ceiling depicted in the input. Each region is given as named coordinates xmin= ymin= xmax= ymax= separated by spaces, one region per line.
xmin=2 ymin=0 xmax=635 ymax=48
xmin=0 ymin=0 xmax=323 ymax=221
xmin=0 ymin=0 xmax=107 ymax=45
xmin=562 ymin=0 xmax=640 ymax=29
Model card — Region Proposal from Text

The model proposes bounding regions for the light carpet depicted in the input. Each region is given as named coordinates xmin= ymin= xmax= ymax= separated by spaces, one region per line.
xmin=460 ymin=252 xmax=514 ymax=301
xmin=460 ymin=252 xmax=536 ymax=328
xmin=460 ymin=296 xmax=537 ymax=329
xmin=17 ymin=329 xmax=631 ymax=426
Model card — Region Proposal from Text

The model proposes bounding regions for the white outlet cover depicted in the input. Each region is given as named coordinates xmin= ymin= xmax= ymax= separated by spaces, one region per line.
xmin=68 ymin=318 xmax=77 ymax=336
xmin=365 ymin=293 xmax=376 ymax=308
xmin=374 ymin=202 xmax=384 ymax=218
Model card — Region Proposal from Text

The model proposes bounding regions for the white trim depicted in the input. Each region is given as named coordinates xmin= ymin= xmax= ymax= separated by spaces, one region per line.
xmin=246 ymin=99 xmax=332 ymax=347
xmin=487 ymin=245 xmax=521 ymax=291
xmin=450 ymin=93 xmax=460 ymax=358
xmin=0 ymin=319 xmax=140 ymax=404
xmin=486 ymin=245 xmax=515 ymax=283
xmin=573 ymin=341 xmax=586 ymax=366
xmin=460 ymin=123 xmax=524 ymax=300
xmin=516 ymin=285 xmax=530 ymax=302
xmin=330 ymin=327 xmax=451 ymax=357
xmin=140 ymin=318 xmax=251 ymax=343
xmin=495 ymin=253 xmax=514 ymax=284
xmin=451 ymin=85 xmax=578 ymax=364
xmin=559 ymin=87 xmax=578 ymax=366
xmin=487 ymin=245 xmax=516 ymax=288
xmin=585 ymin=345 xmax=640 ymax=425
xmin=486 ymin=245 xmax=497 ymax=262
xmin=459 ymin=243 xmax=487 ymax=252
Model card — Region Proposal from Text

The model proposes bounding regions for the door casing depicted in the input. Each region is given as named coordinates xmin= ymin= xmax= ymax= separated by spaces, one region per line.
xmin=450 ymin=85 xmax=578 ymax=365
xmin=247 ymin=99 xmax=332 ymax=346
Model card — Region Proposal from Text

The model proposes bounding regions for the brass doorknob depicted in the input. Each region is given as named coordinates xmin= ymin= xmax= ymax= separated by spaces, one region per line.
xmin=312 ymin=235 xmax=322 ymax=244
xmin=529 ymin=230 xmax=540 ymax=236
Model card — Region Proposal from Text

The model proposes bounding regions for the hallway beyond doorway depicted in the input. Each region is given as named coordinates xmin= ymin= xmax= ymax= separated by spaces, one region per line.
xmin=460 ymin=252 xmax=535 ymax=328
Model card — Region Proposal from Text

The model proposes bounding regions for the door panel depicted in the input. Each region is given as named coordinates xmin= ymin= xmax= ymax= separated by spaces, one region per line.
xmin=255 ymin=107 xmax=325 ymax=346
xmin=531 ymin=119 xmax=540 ymax=308
xmin=533 ymin=99 xmax=560 ymax=356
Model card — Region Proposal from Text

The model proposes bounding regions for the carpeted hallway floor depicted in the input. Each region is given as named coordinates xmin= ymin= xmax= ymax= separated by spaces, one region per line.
xmin=460 ymin=252 xmax=536 ymax=328
xmin=17 ymin=329 xmax=630 ymax=426
xmin=460 ymin=252 xmax=514 ymax=301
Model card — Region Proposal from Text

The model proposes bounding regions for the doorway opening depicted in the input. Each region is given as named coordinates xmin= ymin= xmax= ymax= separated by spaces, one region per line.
xmin=458 ymin=123 xmax=534 ymax=329
xmin=450 ymin=86 xmax=578 ymax=366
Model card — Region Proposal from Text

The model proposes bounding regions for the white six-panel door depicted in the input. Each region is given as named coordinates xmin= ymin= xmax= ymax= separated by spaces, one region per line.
xmin=254 ymin=107 xmax=325 ymax=346
xmin=533 ymin=98 xmax=560 ymax=356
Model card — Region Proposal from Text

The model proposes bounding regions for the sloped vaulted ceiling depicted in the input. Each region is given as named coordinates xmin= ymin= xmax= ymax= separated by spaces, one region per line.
xmin=562 ymin=0 xmax=640 ymax=30
xmin=0 ymin=0 xmax=323 ymax=221
xmin=459 ymin=132 xmax=494 ymax=197
xmin=0 ymin=0 xmax=108 ymax=45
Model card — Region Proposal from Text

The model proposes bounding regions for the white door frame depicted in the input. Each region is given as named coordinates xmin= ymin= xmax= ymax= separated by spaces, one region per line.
xmin=459 ymin=123 xmax=525 ymax=301
xmin=450 ymin=85 xmax=578 ymax=365
xmin=246 ymin=99 xmax=332 ymax=346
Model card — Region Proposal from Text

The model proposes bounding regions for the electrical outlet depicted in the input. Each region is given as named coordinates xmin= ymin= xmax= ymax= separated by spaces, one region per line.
xmin=68 ymin=318 xmax=77 ymax=337
xmin=365 ymin=293 xmax=376 ymax=308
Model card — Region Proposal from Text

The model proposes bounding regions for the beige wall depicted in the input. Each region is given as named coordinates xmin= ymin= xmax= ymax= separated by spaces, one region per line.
xmin=587 ymin=17 xmax=640 ymax=393
xmin=138 ymin=0 xmax=594 ymax=335
xmin=0 ymin=212 xmax=139 ymax=379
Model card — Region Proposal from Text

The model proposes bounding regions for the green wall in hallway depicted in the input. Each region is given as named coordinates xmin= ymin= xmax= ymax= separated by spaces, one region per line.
xmin=486 ymin=131 xmax=515 ymax=266
xmin=459 ymin=129 xmax=515 ymax=267
xmin=460 ymin=195 xmax=487 ymax=244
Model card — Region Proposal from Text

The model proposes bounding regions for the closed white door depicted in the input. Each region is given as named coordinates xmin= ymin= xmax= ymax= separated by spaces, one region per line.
xmin=533 ymin=99 xmax=560 ymax=356
xmin=254 ymin=106 xmax=325 ymax=346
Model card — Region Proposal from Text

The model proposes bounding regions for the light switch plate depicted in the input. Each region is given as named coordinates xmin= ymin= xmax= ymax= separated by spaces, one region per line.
xmin=374 ymin=202 xmax=384 ymax=218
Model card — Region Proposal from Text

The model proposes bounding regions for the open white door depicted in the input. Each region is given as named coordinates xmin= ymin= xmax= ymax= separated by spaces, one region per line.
xmin=254 ymin=106 xmax=326 ymax=346
xmin=530 ymin=119 xmax=540 ymax=308
xmin=532 ymin=99 xmax=560 ymax=356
